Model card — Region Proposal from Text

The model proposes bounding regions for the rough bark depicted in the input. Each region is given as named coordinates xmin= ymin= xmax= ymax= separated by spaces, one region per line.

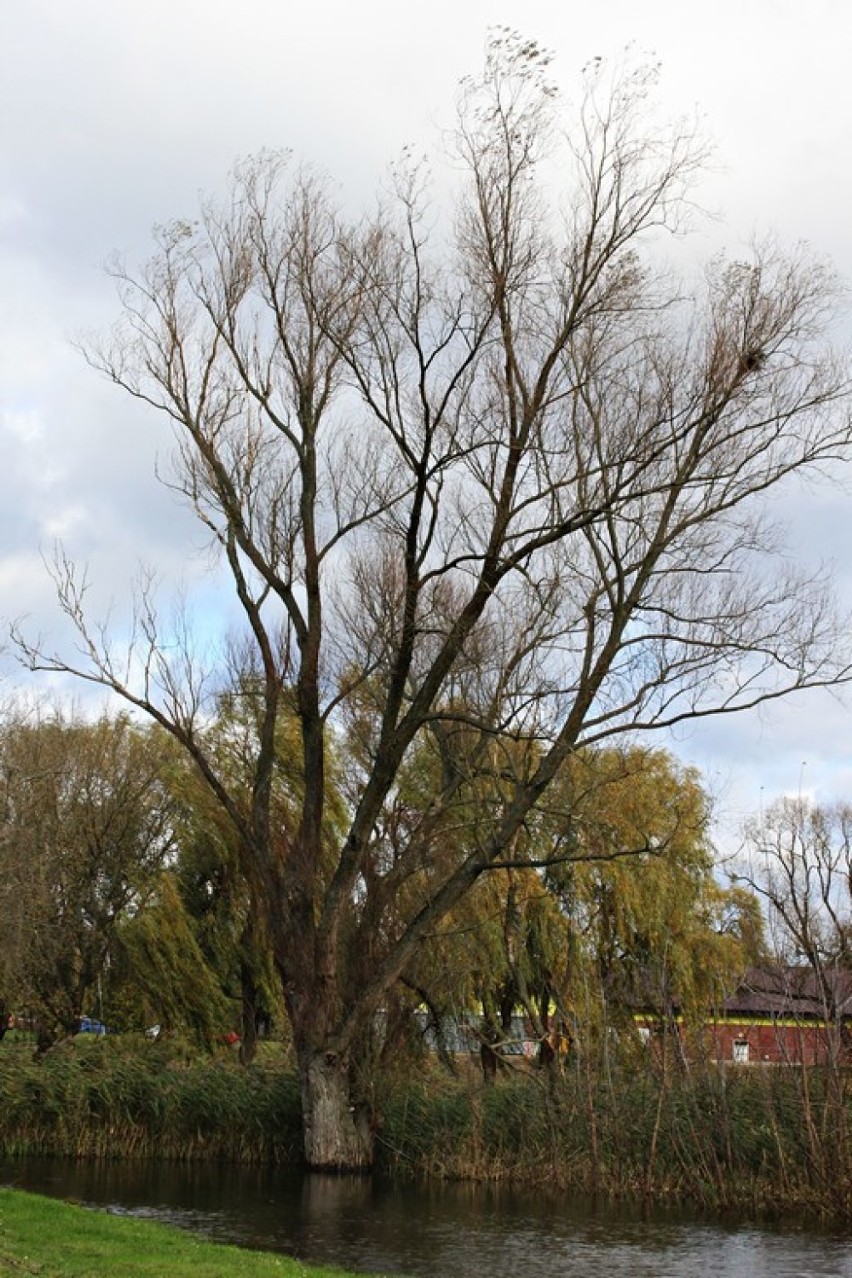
xmin=300 ymin=1051 xmax=373 ymax=1172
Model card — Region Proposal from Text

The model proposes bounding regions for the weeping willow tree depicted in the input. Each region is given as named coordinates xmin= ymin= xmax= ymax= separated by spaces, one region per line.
xmin=399 ymin=746 xmax=763 ymax=1076
xmin=0 ymin=708 xmax=174 ymax=1044
xmin=112 ymin=872 xmax=232 ymax=1045
xmin=163 ymin=680 xmax=345 ymax=1060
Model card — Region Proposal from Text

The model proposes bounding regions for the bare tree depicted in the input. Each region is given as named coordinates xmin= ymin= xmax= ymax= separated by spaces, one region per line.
xmin=739 ymin=798 xmax=851 ymax=1033
xmin=15 ymin=35 xmax=852 ymax=1168
xmin=737 ymin=797 xmax=851 ymax=1187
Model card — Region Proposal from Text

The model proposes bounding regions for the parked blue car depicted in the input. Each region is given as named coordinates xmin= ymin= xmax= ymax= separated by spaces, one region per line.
xmin=77 ymin=1017 xmax=109 ymax=1035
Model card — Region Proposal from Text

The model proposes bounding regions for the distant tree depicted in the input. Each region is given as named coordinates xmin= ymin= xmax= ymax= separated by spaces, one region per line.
xmin=554 ymin=751 xmax=764 ymax=1026
xmin=0 ymin=709 xmax=174 ymax=1044
xmin=17 ymin=34 xmax=852 ymax=1166
xmin=738 ymin=797 xmax=851 ymax=1034
xmin=737 ymin=797 xmax=851 ymax=1185
xmin=405 ymin=747 xmax=763 ymax=1076
xmin=110 ymin=870 xmax=233 ymax=1045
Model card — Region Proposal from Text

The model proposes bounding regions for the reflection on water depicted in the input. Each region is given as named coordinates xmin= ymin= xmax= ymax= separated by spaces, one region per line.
xmin=1 ymin=1155 xmax=850 ymax=1278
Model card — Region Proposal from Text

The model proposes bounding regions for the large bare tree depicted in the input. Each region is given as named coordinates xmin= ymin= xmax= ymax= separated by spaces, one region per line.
xmin=16 ymin=36 xmax=852 ymax=1167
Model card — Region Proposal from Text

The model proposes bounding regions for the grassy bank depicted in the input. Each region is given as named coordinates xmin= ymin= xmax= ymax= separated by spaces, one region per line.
xmin=0 ymin=1188 xmax=372 ymax=1276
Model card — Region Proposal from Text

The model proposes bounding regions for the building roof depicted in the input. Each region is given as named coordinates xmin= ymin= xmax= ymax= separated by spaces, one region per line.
xmin=721 ymin=965 xmax=852 ymax=1022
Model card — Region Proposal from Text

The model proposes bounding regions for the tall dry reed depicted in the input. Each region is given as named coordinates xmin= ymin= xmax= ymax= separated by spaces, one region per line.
xmin=0 ymin=1037 xmax=301 ymax=1164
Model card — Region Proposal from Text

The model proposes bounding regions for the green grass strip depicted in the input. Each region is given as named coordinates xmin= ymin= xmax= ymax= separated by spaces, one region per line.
xmin=0 ymin=1188 xmax=390 ymax=1277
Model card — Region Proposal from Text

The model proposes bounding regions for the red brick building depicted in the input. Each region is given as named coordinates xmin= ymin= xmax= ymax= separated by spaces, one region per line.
xmin=638 ymin=966 xmax=852 ymax=1066
xmin=705 ymin=966 xmax=852 ymax=1065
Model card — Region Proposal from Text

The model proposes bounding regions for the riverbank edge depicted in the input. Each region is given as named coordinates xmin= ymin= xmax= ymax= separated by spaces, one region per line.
xmin=0 ymin=1187 xmax=376 ymax=1277
xmin=1 ymin=1038 xmax=850 ymax=1224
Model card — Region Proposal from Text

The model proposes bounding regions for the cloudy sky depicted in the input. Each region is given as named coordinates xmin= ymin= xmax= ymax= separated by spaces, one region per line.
xmin=2 ymin=0 xmax=852 ymax=851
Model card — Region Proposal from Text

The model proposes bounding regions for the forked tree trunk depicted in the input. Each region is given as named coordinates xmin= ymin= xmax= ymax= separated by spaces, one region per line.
xmin=300 ymin=1051 xmax=373 ymax=1171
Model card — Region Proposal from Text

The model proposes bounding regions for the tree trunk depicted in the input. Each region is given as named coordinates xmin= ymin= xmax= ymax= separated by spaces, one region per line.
xmin=480 ymin=1040 xmax=500 ymax=1085
xmin=238 ymin=957 xmax=258 ymax=1066
xmin=300 ymin=1051 xmax=373 ymax=1171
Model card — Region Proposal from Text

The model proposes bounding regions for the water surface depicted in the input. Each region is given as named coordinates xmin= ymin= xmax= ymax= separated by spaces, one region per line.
xmin=1 ymin=1155 xmax=849 ymax=1277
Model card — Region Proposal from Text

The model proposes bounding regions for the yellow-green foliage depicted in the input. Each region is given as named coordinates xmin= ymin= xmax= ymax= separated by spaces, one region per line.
xmin=397 ymin=745 xmax=762 ymax=1049
xmin=556 ymin=747 xmax=762 ymax=1021
xmin=0 ymin=709 xmax=175 ymax=1037
xmin=115 ymin=872 xmax=233 ymax=1044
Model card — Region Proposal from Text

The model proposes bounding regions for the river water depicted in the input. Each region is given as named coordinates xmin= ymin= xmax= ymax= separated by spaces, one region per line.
xmin=1 ymin=1155 xmax=850 ymax=1277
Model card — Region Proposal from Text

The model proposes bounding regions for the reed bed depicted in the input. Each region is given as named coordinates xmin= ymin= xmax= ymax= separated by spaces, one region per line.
xmin=0 ymin=1037 xmax=301 ymax=1164
xmin=1 ymin=1037 xmax=849 ymax=1221
xmin=377 ymin=1059 xmax=852 ymax=1221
